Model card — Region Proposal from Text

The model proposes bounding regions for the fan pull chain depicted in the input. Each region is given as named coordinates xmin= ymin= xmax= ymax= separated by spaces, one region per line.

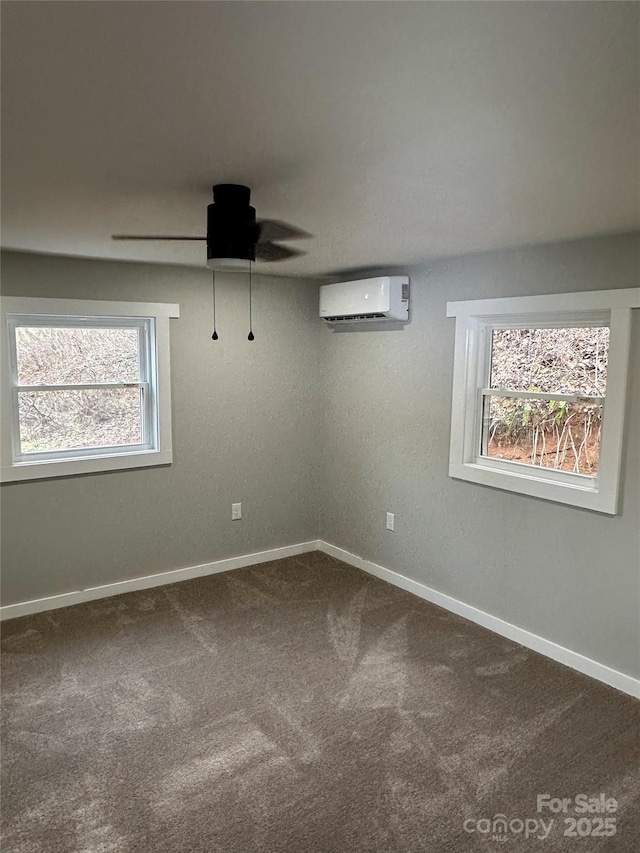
xmin=247 ymin=260 xmax=255 ymax=341
xmin=211 ymin=269 xmax=219 ymax=340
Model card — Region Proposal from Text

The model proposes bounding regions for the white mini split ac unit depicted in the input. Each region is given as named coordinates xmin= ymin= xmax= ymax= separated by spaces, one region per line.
xmin=319 ymin=276 xmax=410 ymax=324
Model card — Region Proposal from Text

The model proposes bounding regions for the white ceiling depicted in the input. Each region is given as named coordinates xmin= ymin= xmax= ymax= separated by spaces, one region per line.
xmin=2 ymin=1 xmax=638 ymax=278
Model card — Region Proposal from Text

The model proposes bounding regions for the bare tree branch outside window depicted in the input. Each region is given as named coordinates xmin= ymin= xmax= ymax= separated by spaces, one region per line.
xmin=15 ymin=326 xmax=144 ymax=453
xmin=485 ymin=327 xmax=609 ymax=475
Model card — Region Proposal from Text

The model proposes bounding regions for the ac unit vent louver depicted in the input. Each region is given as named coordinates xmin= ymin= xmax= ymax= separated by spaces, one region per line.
xmin=325 ymin=312 xmax=386 ymax=322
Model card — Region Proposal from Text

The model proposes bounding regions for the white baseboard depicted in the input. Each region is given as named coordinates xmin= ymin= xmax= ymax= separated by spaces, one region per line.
xmin=318 ymin=540 xmax=640 ymax=700
xmin=0 ymin=540 xmax=320 ymax=621
xmin=3 ymin=537 xmax=638 ymax=700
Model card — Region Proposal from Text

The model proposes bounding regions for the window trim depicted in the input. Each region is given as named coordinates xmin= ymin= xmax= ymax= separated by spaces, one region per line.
xmin=1 ymin=297 xmax=179 ymax=483
xmin=446 ymin=288 xmax=639 ymax=515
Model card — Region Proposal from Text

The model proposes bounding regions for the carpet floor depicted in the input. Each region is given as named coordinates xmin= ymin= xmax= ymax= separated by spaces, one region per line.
xmin=1 ymin=551 xmax=638 ymax=852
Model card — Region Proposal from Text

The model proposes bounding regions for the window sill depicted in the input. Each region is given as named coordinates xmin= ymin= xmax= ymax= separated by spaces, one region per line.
xmin=449 ymin=460 xmax=615 ymax=514
xmin=1 ymin=448 xmax=173 ymax=483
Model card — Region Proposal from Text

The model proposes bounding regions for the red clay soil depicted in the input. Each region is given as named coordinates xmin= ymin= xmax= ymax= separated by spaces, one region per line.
xmin=487 ymin=430 xmax=600 ymax=475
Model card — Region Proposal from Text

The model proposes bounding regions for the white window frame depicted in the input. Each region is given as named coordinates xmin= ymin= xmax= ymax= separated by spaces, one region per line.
xmin=446 ymin=288 xmax=639 ymax=515
xmin=1 ymin=297 xmax=179 ymax=483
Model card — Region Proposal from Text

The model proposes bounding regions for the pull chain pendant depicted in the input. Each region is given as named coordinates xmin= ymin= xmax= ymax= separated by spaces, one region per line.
xmin=248 ymin=260 xmax=255 ymax=341
xmin=211 ymin=269 xmax=219 ymax=340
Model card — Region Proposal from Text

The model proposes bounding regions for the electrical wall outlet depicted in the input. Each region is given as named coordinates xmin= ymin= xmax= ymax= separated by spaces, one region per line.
xmin=232 ymin=502 xmax=242 ymax=521
xmin=386 ymin=512 xmax=395 ymax=531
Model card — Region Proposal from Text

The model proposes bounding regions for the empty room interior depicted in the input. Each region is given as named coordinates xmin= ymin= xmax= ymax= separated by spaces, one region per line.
xmin=1 ymin=2 xmax=639 ymax=851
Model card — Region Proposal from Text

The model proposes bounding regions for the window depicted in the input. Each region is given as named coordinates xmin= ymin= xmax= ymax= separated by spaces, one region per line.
xmin=1 ymin=297 xmax=179 ymax=482
xmin=446 ymin=288 xmax=639 ymax=514
xmin=483 ymin=326 xmax=608 ymax=476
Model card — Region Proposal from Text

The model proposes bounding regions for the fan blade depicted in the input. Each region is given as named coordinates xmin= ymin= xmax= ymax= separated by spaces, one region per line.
xmin=112 ymin=235 xmax=206 ymax=241
xmin=255 ymin=242 xmax=306 ymax=262
xmin=257 ymin=219 xmax=310 ymax=242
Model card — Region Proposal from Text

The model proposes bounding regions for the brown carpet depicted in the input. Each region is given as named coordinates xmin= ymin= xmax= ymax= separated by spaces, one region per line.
xmin=1 ymin=551 xmax=639 ymax=852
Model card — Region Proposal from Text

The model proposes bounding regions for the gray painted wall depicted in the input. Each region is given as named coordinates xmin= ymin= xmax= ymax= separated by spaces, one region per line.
xmin=0 ymin=251 xmax=321 ymax=604
xmin=2 ymin=235 xmax=638 ymax=681
xmin=319 ymin=233 xmax=640 ymax=679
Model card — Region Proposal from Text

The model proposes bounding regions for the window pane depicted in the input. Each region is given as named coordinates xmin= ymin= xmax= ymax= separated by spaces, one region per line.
xmin=18 ymin=388 xmax=143 ymax=453
xmin=490 ymin=327 xmax=609 ymax=395
xmin=15 ymin=326 xmax=141 ymax=385
xmin=482 ymin=396 xmax=602 ymax=475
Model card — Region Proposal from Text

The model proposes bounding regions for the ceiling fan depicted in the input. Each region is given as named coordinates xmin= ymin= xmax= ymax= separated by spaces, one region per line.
xmin=112 ymin=183 xmax=309 ymax=269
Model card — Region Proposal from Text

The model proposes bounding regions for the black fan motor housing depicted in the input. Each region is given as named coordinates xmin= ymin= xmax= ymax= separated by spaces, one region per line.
xmin=207 ymin=184 xmax=259 ymax=262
